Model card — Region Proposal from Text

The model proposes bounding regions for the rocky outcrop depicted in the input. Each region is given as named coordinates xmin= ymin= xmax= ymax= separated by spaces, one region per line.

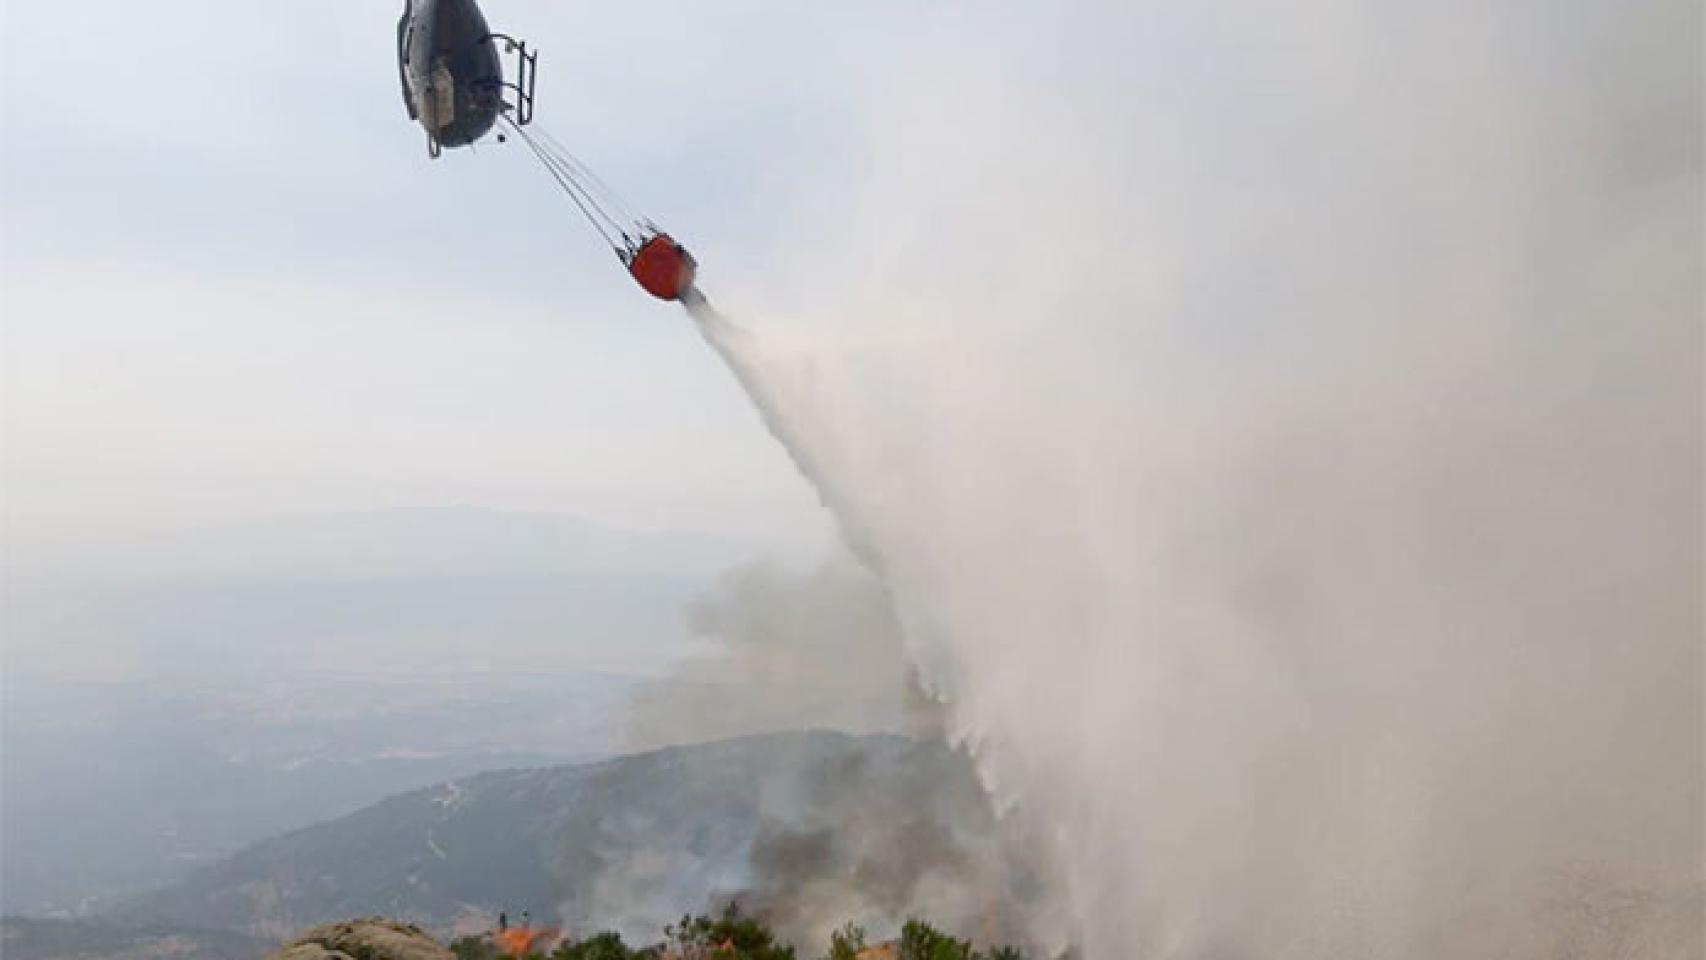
xmin=266 ymin=919 xmax=451 ymax=960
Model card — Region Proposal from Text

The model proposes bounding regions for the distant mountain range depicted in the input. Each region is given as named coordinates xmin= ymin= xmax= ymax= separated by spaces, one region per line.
xmin=0 ymin=917 xmax=272 ymax=960
xmin=3 ymin=506 xmax=753 ymax=916
xmin=101 ymin=731 xmax=1016 ymax=948
xmin=1 ymin=673 xmax=617 ymax=916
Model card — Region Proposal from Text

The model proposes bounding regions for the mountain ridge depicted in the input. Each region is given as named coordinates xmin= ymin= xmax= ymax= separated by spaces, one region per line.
xmin=106 ymin=730 xmax=1012 ymax=947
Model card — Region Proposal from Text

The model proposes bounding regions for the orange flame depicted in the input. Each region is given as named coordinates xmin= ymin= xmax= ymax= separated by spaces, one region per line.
xmin=495 ymin=926 xmax=559 ymax=957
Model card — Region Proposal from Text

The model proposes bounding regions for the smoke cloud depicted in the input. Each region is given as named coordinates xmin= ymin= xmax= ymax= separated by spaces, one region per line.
xmin=681 ymin=1 xmax=1703 ymax=957
xmin=605 ymin=557 xmax=1019 ymax=950
xmin=717 ymin=743 xmax=1045 ymax=950
xmin=621 ymin=555 xmax=932 ymax=749
xmin=553 ymin=733 xmax=1045 ymax=952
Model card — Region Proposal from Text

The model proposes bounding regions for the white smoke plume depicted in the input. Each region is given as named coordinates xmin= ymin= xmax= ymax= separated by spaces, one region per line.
xmin=678 ymin=1 xmax=1702 ymax=957
xmin=551 ymin=732 xmax=1045 ymax=952
xmin=612 ymin=556 xmax=1033 ymax=948
xmin=621 ymin=555 xmax=930 ymax=749
xmin=713 ymin=741 xmax=1046 ymax=951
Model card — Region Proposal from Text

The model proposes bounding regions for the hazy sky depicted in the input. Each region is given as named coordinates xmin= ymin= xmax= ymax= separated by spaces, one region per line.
xmin=2 ymin=3 xmax=1698 ymax=952
xmin=1 ymin=1 xmax=896 ymax=553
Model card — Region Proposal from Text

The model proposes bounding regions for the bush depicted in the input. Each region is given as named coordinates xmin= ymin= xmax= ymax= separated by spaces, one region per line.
xmin=664 ymin=904 xmax=796 ymax=960
xmin=552 ymin=931 xmax=636 ymax=960
xmin=451 ymin=935 xmax=499 ymax=960
xmin=898 ymin=920 xmax=975 ymax=960
xmin=459 ymin=910 xmax=1024 ymax=960
xmin=824 ymin=923 xmax=866 ymax=960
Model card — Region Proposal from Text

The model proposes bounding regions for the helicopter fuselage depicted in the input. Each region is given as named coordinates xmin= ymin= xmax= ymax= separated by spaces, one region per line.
xmin=398 ymin=0 xmax=504 ymax=154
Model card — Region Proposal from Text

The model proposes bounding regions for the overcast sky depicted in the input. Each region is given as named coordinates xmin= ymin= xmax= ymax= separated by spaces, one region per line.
xmin=0 ymin=1 xmax=903 ymax=554
xmin=11 ymin=0 xmax=1688 ymax=552
xmin=3 ymin=2 xmax=1697 ymax=680
xmin=2 ymin=7 xmax=1698 ymax=947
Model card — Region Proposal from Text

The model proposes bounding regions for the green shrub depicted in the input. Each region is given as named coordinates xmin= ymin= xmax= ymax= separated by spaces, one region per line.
xmin=451 ymin=935 xmax=499 ymax=960
xmin=460 ymin=910 xmax=1024 ymax=960
xmin=898 ymin=920 xmax=975 ymax=960
xmin=824 ymin=922 xmax=866 ymax=960
xmin=664 ymin=904 xmax=796 ymax=960
xmin=552 ymin=931 xmax=636 ymax=960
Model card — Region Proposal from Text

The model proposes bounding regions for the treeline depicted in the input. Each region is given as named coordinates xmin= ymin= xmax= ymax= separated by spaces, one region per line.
xmin=450 ymin=906 xmax=1028 ymax=960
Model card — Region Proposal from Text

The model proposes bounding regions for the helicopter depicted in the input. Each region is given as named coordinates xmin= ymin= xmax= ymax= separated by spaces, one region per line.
xmin=397 ymin=0 xmax=697 ymax=303
xmin=397 ymin=0 xmax=535 ymax=159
